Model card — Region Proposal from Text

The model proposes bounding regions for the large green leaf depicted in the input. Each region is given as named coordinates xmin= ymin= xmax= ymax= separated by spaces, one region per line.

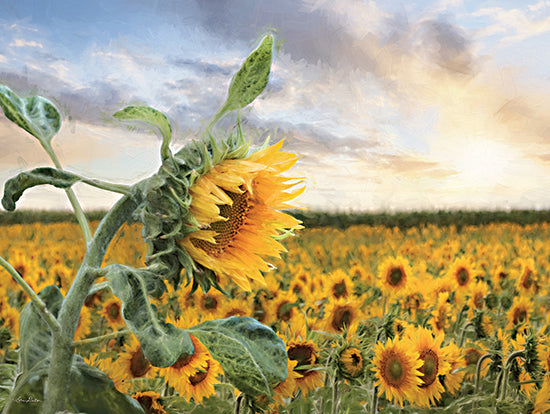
xmin=113 ymin=105 xmax=172 ymax=159
xmin=104 ymin=264 xmax=194 ymax=367
xmin=188 ymin=316 xmax=288 ymax=398
xmin=18 ymin=285 xmax=63 ymax=372
xmin=14 ymin=285 xmax=144 ymax=414
xmin=0 ymin=84 xmax=61 ymax=144
xmin=2 ymin=167 xmax=81 ymax=211
xmin=224 ymin=34 xmax=273 ymax=112
xmin=9 ymin=356 xmax=145 ymax=414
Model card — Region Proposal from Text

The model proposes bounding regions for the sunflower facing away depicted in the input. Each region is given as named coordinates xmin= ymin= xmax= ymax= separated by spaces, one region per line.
xmin=179 ymin=139 xmax=303 ymax=291
xmin=372 ymin=336 xmax=423 ymax=408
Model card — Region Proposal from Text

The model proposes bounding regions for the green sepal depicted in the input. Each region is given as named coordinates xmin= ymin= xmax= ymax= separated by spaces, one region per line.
xmin=224 ymin=34 xmax=273 ymax=113
xmin=113 ymin=105 xmax=173 ymax=160
xmin=187 ymin=316 xmax=288 ymax=398
xmin=0 ymin=84 xmax=61 ymax=145
xmin=2 ymin=167 xmax=81 ymax=211
xmin=104 ymin=264 xmax=194 ymax=367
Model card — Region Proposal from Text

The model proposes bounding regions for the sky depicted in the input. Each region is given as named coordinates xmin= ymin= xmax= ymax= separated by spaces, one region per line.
xmin=1 ymin=0 xmax=550 ymax=213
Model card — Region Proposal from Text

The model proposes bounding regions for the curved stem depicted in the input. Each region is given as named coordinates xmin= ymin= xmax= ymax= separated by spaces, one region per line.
xmin=73 ymin=329 xmax=131 ymax=348
xmin=41 ymin=142 xmax=92 ymax=243
xmin=0 ymin=256 xmax=60 ymax=335
xmin=41 ymin=194 xmax=141 ymax=414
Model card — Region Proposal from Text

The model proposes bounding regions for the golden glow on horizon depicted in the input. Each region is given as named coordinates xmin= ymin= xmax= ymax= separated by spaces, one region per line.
xmin=450 ymin=138 xmax=513 ymax=187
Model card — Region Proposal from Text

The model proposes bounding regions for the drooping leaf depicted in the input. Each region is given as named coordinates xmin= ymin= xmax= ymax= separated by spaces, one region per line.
xmin=188 ymin=316 xmax=288 ymax=398
xmin=104 ymin=264 xmax=194 ymax=367
xmin=113 ymin=105 xmax=172 ymax=159
xmin=224 ymin=34 xmax=273 ymax=112
xmin=2 ymin=167 xmax=81 ymax=211
xmin=0 ymin=84 xmax=61 ymax=144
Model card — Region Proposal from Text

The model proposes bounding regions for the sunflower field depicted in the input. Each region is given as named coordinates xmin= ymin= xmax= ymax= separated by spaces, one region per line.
xmin=0 ymin=215 xmax=548 ymax=413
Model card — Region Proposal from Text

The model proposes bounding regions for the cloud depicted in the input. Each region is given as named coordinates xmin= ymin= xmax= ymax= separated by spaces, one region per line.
xmin=9 ymin=39 xmax=43 ymax=48
xmin=473 ymin=5 xmax=550 ymax=43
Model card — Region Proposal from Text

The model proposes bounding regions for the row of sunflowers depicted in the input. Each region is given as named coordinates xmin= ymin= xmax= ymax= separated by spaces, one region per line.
xmin=0 ymin=219 xmax=549 ymax=413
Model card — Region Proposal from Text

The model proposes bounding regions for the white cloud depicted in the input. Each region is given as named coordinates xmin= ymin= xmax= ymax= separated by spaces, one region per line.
xmin=9 ymin=38 xmax=43 ymax=48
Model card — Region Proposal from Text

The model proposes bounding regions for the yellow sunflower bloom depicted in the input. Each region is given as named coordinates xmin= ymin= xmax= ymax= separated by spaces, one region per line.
xmin=162 ymin=334 xmax=210 ymax=394
xmin=372 ymin=336 xmax=423 ymax=408
xmin=178 ymin=356 xmax=223 ymax=403
xmin=377 ymin=255 xmax=411 ymax=296
xmin=132 ymin=391 xmax=166 ymax=414
xmin=286 ymin=338 xmax=324 ymax=395
xmin=110 ymin=334 xmax=157 ymax=393
xmin=179 ymin=140 xmax=303 ymax=292
xmin=404 ymin=326 xmax=451 ymax=407
xmin=441 ymin=342 xmax=465 ymax=395
xmin=101 ymin=296 xmax=125 ymax=331
xmin=338 ymin=346 xmax=365 ymax=379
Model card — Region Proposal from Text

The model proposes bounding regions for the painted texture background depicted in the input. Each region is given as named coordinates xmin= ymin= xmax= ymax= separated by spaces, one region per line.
xmin=1 ymin=0 xmax=550 ymax=212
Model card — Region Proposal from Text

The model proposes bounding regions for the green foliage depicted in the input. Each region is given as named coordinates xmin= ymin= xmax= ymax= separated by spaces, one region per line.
xmin=113 ymin=105 xmax=172 ymax=160
xmin=225 ymin=34 xmax=273 ymax=112
xmin=0 ymin=84 xmax=61 ymax=145
xmin=2 ymin=167 xmax=81 ymax=211
xmin=104 ymin=264 xmax=194 ymax=368
xmin=13 ymin=285 xmax=145 ymax=414
xmin=188 ymin=316 xmax=288 ymax=399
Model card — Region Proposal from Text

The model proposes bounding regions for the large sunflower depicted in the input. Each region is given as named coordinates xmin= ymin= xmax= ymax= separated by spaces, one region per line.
xmin=372 ymin=337 xmax=423 ymax=408
xmin=405 ymin=326 xmax=451 ymax=407
xmin=179 ymin=140 xmax=304 ymax=291
xmin=178 ymin=356 xmax=223 ymax=403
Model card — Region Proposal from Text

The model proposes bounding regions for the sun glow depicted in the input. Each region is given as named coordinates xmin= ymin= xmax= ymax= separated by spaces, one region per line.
xmin=450 ymin=138 xmax=514 ymax=186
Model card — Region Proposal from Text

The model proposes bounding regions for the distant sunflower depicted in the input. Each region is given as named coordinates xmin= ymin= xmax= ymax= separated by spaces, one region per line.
xmin=179 ymin=140 xmax=304 ymax=291
xmin=430 ymin=292 xmax=452 ymax=335
xmin=163 ymin=334 xmax=210 ymax=393
xmin=101 ymin=296 xmax=125 ymax=330
xmin=506 ymin=296 xmax=533 ymax=330
xmin=323 ymin=269 xmax=354 ymax=299
xmin=111 ymin=335 xmax=157 ymax=393
xmin=74 ymin=306 xmax=92 ymax=340
xmin=372 ymin=337 xmax=423 ymax=408
xmin=377 ymin=256 xmax=411 ymax=295
xmin=516 ymin=258 xmax=539 ymax=293
xmin=447 ymin=256 xmax=475 ymax=293
xmin=264 ymin=290 xmax=299 ymax=325
xmin=338 ymin=346 xmax=365 ymax=379
xmin=132 ymin=391 xmax=166 ymax=414
xmin=178 ymin=356 xmax=223 ymax=403
xmin=273 ymin=359 xmax=302 ymax=404
xmin=441 ymin=342 xmax=465 ymax=395
xmin=286 ymin=338 xmax=324 ymax=395
xmin=321 ymin=297 xmax=362 ymax=334
xmin=405 ymin=326 xmax=451 ymax=407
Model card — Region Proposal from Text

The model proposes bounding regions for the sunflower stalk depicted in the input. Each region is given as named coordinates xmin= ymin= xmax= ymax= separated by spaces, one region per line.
xmin=42 ymin=194 xmax=142 ymax=414
xmin=498 ymin=349 xmax=525 ymax=402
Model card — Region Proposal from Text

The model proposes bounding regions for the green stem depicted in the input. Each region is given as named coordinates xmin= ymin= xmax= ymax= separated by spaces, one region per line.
xmin=371 ymin=385 xmax=378 ymax=414
xmin=73 ymin=329 xmax=131 ymax=347
xmin=458 ymin=322 xmax=474 ymax=347
xmin=498 ymin=349 xmax=524 ymax=401
xmin=87 ymin=281 xmax=110 ymax=297
xmin=41 ymin=194 xmax=141 ymax=414
xmin=0 ymin=256 xmax=61 ymax=335
xmin=331 ymin=378 xmax=339 ymax=414
xmin=41 ymin=142 xmax=92 ymax=243
xmin=474 ymin=353 xmax=493 ymax=393
xmin=78 ymin=177 xmax=131 ymax=196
